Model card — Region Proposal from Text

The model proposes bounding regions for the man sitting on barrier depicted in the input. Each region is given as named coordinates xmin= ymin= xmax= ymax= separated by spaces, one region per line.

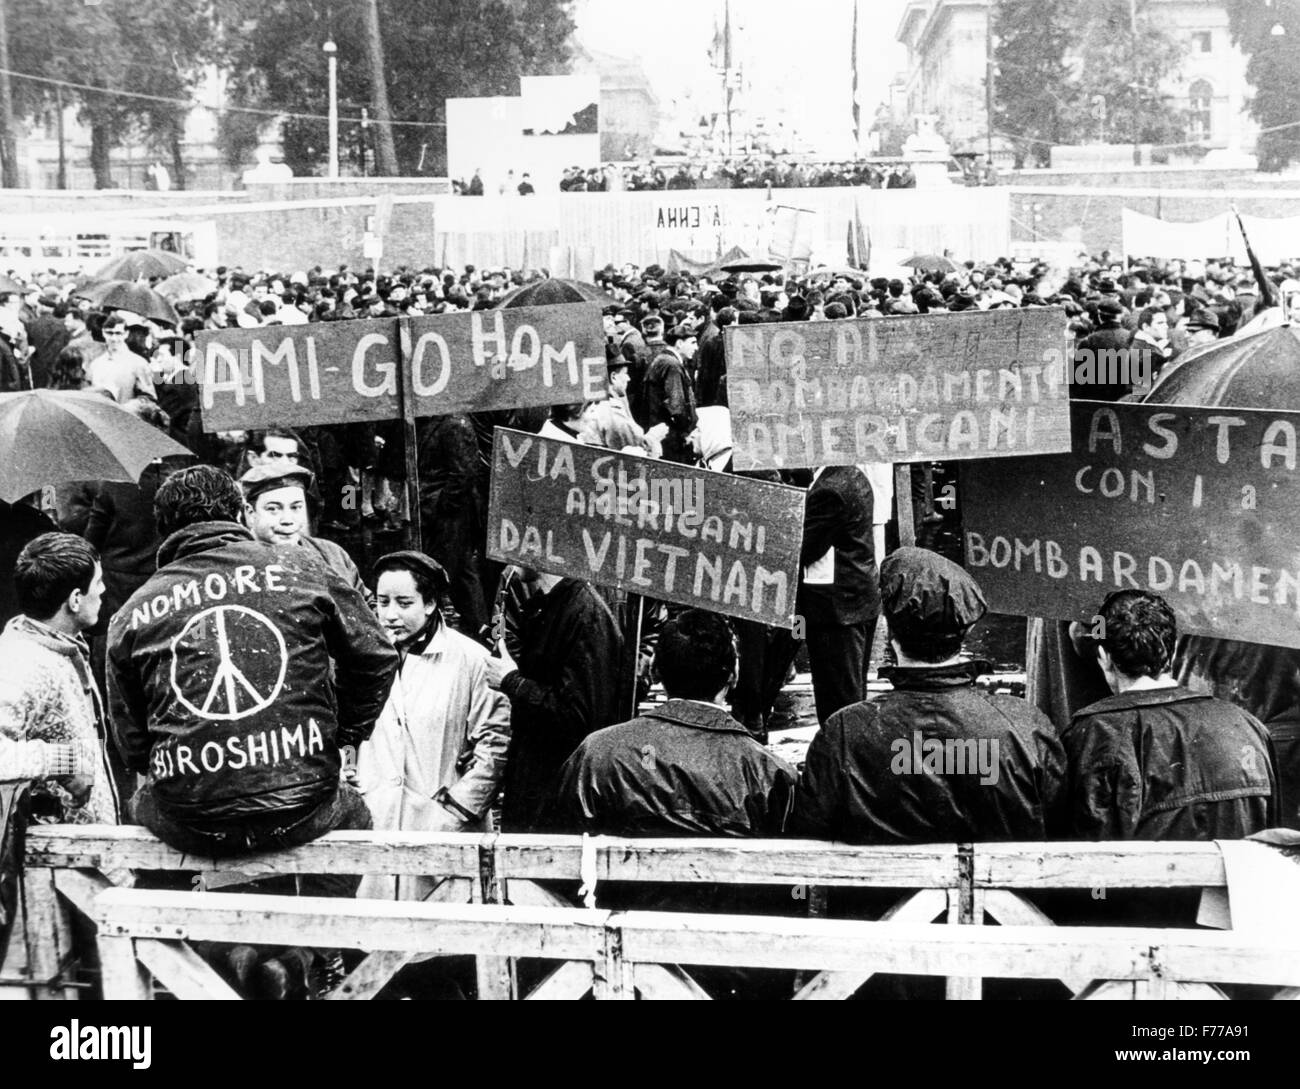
xmin=106 ymin=465 xmax=398 ymax=997
xmin=789 ymin=547 xmax=1066 ymax=844
xmin=1063 ymin=590 xmax=1277 ymax=840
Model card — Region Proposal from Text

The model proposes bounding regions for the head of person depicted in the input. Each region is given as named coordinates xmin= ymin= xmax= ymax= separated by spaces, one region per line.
xmin=240 ymin=462 xmax=314 ymax=546
xmin=50 ymin=344 xmax=89 ymax=390
xmin=61 ymin=304 xmax=86 ymax=335
xmin=641 ymin=314 xmax=665 ymax=342
xmin=1089 ymin=589 xmax=1177 ymax=691
xmin=1137 ymin=305 xmax=1168 ymax=341
xmin=154 ymin=465 xmax=245 ymax=539
xmin=14 ymin=532 xmax=103 ymax=635
xmin=880 ymin=547 xmax=987 ymax=663
xmin=247 ymin=428 xmax=301 ymax=467
xmin=101 ymin=314 xmax=129 ymax=348
xmin=667 ymin=323 xmax=697 ymax=360
xmin=372 ymin=551 xmax=448 ymax=646
xmin=607 ymin=358 xmax=631 ymax=397
xmin=1186 ymin=309 xmax=1219 ymax=345
xmin=653 ymin=608 xmax=737 ymax=703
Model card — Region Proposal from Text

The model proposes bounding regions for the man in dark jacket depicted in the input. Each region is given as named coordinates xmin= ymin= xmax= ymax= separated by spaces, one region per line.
xmin=551 ymin=608 xmax=795 ymax=837
xmin=793 ymin=465 xmax=880 ymax=725
xmin=1072 ymin=298 xmax=1133 ymax=401
xmin=790 ymin=547 xmax=1065 ymax=843
xmin=484 ymin=569 xmax=622 ymax=832
xmin=106 ymin=465 xmax=397 ymax=874
xmin=641 ymin=315 xmax=698 ymax=464
xmin=1062 ymin=590 xmax=1276 ymax=840
xmin=417 ymin=414 xmax=488 ymax=635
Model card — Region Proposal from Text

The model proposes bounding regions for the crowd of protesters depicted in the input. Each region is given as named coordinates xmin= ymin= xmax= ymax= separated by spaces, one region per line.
xmin=0 ymin=244 xmax=1295 ymax=999
xmin=454 ymin=156 xmax=922 ymax=196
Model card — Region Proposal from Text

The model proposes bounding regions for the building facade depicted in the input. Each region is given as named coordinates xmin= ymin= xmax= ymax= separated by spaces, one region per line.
xmin=896 ymin=0 xmax=1258 ymax=162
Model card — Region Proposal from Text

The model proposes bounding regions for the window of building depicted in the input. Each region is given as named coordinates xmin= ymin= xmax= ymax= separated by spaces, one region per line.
xmin=1192 ymin=30 xmax=1213 ymax=53
xmin=1188 ymin=79 xmax=1213 ymax=142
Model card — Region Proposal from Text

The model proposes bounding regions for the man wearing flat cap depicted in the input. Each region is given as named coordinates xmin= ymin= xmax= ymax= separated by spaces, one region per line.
xmin=239 ymin=461 xmax=369 ymax=602
xmin=790 ymin=548 xmax=1065 ymax=843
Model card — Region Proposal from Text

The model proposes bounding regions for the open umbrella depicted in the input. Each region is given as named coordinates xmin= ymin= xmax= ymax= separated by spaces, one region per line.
xmin=901 ymin=253 xmax=959 ymax=274
xmin=497 ymin=278 xmax=609 ymax=308
xmin=717 ymin=258 xmax=784 ymax=274
xmin=0 ymin=389 xmax=192 ymax=502
xmin=74 ymin=280 xmax=180 ymax=327
xmin=92 ymin=249 xmax=189 ymax=282
xmin=156 ymin=271 xmax=218 ymax=303
xmin=1145 ymin=324 xmax=1300 ymax=410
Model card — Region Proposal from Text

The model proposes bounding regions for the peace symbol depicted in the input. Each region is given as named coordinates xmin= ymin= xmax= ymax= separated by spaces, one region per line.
xmin=169 ymin=605 xmax=288 ymax=722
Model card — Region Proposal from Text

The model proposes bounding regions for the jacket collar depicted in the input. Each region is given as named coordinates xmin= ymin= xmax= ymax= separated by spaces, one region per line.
xmin=1073 ymin=683 xmax=1202 ymax=719
xmin=644 ymin=698 xmax=753 ymax=736
xmin=156 ymin=521 xmax=256 ymax=568
xmin=5 ymin=614 xmax=91 ymax=664
xmin=880 ymin=658 xmax=992 ymax=690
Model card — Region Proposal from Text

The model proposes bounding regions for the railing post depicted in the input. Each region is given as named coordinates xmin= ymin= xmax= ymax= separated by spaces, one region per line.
xmin=21 ymin=867 xmax=76 ymax=1000
xmin=96 ymin=935 xmax=150 ymax=1001
xmin=475 ymin=835 xmax=516 ymax=1000
xmin=946 ymin=844 xmax=983 ymax=1000
xmin=593 ymin=915 xmax=632 ymax=999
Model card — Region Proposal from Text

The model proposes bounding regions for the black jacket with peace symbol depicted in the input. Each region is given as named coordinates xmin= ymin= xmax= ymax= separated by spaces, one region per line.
xmin=106 ymin=521 xmax=398 ymax=823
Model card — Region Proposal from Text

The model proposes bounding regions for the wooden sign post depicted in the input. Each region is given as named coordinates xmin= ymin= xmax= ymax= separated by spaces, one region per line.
xmin=723 ymin=307 xmax=1073 ymax=471
xmin=960 ymin=401 xmax=1300 ymax=648
xmin=486 ymin=428 xmax=807 ymax=629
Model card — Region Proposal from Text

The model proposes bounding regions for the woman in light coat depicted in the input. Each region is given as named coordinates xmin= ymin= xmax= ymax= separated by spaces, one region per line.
xmin=354 ymin=551 xmax=510 ymax=902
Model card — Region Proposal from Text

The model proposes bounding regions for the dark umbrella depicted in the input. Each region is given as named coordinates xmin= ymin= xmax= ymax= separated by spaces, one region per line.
xmin=74 ymin=280 xmax=180 ymax=326
xmin=1145 ymin=325 xmax=1300 ymax=410
xmin=901 ymin=253 xmax=959 ymax=274
xmin=717 ymin=258 xmax=784 ymax=274
xmin=92 ymin=249 xmax=189 ymax=281
xmin=497 ymin=278 xmax=609 ymax=308
xmin=0 ymin=389 xmax=192 ymax=502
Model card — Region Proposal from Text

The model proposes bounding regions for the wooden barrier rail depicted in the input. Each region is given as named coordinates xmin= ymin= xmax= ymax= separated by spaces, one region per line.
xmin=10 ymin=825 xmax=1296 ymax=1001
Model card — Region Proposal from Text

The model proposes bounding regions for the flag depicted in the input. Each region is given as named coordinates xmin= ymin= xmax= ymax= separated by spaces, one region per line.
xmin=851 ymin=0 xmax=860 ymax=153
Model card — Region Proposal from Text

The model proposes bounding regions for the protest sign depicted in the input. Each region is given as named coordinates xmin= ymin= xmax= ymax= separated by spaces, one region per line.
xmin=959 ymin=401 xmax=1300 ymax=649
xmin=724 ymin=307 xmax=1072 ymax=470
xmin=486 ymin=428 xmax=806 ymax=628
xmin=195 ymin=303 xmax=606 ymax=431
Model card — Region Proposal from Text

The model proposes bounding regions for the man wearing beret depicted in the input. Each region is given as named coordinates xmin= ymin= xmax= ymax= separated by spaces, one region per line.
xmin=790 ymin=548 xmax=1065 ymax=843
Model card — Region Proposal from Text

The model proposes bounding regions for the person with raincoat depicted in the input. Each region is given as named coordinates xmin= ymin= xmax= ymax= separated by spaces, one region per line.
xmin=354 ymin=551 xmax=510 ymax=903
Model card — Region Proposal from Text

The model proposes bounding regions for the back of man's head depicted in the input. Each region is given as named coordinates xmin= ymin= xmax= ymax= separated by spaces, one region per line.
xmin=15 ymin=532 xmax=99 ymax=621
xmin=641 ymin=314 xmax=665 ymax=340
xmin=154 ymin=465 xmax=245 ymax=539
xmin=654 ymin=609 xmax=736 ymax=702
xmin=1096 ymin=590 xmax=1176 ymax=679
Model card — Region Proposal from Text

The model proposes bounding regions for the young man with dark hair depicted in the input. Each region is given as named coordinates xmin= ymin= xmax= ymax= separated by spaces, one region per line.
xmin=106 ymin=464 xmax=396 ymax=871
xmin=550 ymin=608 xmax=795 ymax=837
xmin=0 ymin=532 xmax=116 ymax=824
xmin=1063 ymin=590 xmax=1276 ymax=839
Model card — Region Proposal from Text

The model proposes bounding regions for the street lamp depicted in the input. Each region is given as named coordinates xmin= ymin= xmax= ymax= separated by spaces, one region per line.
xmin=323 ymin=39 xmax=338 ymax=179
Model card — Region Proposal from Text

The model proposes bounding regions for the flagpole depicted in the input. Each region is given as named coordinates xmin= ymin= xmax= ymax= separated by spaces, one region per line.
xmin=851 ymin=0 xmax=860 ymax=157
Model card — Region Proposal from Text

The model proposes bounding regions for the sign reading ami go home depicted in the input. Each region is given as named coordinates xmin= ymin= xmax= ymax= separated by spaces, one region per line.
xmin=194 ymin=303 xmax=606 ymax=431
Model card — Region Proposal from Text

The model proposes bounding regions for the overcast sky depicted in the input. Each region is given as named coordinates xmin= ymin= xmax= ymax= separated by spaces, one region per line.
xmin=574 ymin=0 xmax=910 ymax=155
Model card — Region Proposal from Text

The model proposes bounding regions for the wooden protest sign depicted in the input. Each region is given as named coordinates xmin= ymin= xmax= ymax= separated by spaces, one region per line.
xmin=724 ymin=307 xmax=1072 ymax=471
xmin=959 ymin=400 xmax=1300 ymax=649
xmin=195 ymin=303 xmax=606 ymax=432
xmin=486 ymin=428 xmax=806 ymax=629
